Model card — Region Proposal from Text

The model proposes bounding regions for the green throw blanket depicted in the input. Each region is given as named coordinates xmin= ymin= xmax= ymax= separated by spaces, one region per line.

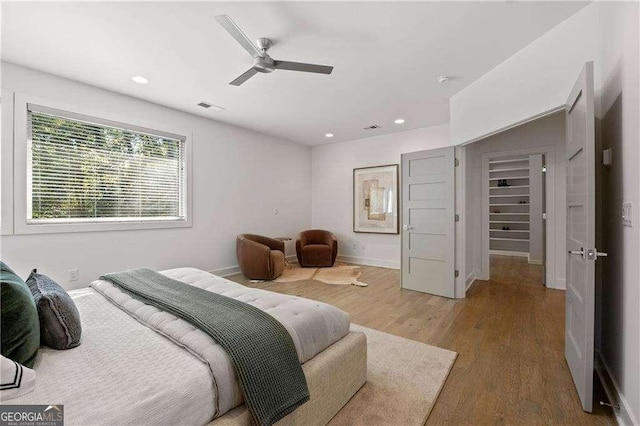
xmin=100 ymin=268 xmax=309 ymax=426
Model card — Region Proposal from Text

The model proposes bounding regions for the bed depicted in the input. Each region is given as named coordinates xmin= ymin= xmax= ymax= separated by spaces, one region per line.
xmin=8 ymin=268 xmax=367 ymax=426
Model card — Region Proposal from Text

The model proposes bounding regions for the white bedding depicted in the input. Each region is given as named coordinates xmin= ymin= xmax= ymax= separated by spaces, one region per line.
xmin=7 ymin=268 xmax=351 ymax=426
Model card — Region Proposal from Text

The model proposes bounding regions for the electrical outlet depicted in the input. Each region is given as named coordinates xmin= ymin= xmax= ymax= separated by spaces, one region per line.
xmin=68 ymin=268 xmax=79 ymax=282
xmin=352 ymin=241 xmax=358 ymax=250
xmin=274 ymin=208 xmax=278 ymax=215
xmin=622 ymin=202 xmax=633 ymax=227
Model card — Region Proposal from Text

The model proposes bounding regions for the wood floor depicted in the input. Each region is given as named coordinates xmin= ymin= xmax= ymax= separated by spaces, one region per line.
xmin=227 ymin=255 xmax=615 ymax=425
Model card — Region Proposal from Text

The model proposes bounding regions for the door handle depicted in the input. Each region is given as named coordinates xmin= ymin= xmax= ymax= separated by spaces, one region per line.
xmin=568 ymin=248 xmax=608 ymax=260
xmin=403 ymin=225 xmax=414 ymax=231
xmin=568 ymin=248 xmax=585 ymax=258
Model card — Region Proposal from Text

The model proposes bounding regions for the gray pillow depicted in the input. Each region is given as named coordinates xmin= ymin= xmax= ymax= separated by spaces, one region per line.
xmin=26 ymin=269 xmax=81 ymax=350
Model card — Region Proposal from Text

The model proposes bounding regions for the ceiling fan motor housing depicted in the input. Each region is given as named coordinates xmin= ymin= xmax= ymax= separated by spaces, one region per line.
xmin=253 ymin=55 xmax=275 ymax=73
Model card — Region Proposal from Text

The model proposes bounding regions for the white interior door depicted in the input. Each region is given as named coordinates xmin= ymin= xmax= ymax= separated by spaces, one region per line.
xmin=401 ymin=147 xmax=455 ymax=298
xmin=565 ymin=61 xmax=601 ymax=412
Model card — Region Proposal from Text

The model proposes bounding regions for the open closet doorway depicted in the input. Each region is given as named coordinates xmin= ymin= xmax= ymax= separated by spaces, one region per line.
xmin=486 ymin=153 xmax=546 ymax=285
xmin=463 ymin=111 xmax=566 ymax=290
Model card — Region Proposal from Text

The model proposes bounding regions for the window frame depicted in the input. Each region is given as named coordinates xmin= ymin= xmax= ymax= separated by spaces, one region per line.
xmin=13 ymin=94 xmax=193 ymax=235
xmin=1 ymin=91 xmax=15 ymax=236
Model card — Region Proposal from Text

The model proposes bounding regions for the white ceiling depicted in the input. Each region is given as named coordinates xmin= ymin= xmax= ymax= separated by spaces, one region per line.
xmin=2 ymin=1 xmax=588 ymax=146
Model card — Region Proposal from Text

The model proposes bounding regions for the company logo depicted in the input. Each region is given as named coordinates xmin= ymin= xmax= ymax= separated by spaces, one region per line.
xmin=0 ymin=405 xmax=63 ymax=426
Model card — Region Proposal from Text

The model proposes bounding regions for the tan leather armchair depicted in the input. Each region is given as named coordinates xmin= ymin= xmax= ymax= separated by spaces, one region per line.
xmin=236 ymin=234 xmax=285 ymax=280
xmin=296 ymin=230 xmax=338 ymax=267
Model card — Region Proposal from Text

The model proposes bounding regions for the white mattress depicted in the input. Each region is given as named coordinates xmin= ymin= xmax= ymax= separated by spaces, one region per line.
xmin=7 ymin=268 xmax=351 ymax=426
xmin=159 ymin=268 xmax=350 ymax=364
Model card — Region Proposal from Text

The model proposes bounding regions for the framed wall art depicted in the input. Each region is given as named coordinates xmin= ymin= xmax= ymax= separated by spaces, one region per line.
xmin=353 ymin=164 xmax=399 ymax=234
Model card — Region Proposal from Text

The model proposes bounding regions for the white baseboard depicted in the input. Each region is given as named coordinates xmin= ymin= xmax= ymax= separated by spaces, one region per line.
xmin=475 ymin=268 xmax=489 ymax=281
xmin=210 ymin=265 xmax=240 ymax=277
xmin=336 ymin=255 xmax=400 ymax=269
xmin=465 ymin=271 xmax=476 ymax=292
xmin=596 ymin=352 xmax=638 ymax=426
xmin=528 ymin=259 xmax=544 ymax=265
xmin=489 ymin=249 xmax=529 ymax=258
xmin=211 ymin=255 xmax=298 ymax=278
xmin=546 ymin=277 xmax=565 ymax=290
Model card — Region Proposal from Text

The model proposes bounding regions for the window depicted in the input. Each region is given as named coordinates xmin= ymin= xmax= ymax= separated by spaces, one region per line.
xmin=26 ymin=104 xmax=188 ymax=227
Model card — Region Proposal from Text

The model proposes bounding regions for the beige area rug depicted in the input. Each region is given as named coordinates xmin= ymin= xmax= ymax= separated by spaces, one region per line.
xmin=330 ymin=324 xmax=457 ymax=426
xmin=274 ymin=262 xmax=368 ymax=287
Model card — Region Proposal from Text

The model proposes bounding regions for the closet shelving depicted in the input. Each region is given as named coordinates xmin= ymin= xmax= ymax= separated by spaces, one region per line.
xmin=489 ymin=156 xmax=530 ymax=255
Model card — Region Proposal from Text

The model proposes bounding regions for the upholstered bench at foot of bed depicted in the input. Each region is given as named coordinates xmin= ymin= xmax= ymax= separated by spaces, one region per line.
xmin=209 ymin=331 xmax=367 ymax=426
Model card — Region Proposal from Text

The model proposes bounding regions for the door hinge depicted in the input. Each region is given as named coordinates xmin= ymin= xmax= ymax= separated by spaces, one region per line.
xmin=454 ymin=270 xmax=460 ymax=278
xmin=454 ymin=158 xmax=460 ymax=167
xmin=455 ymin=214 xmax=460 ymax=222
xmin=599 ymin=401 xmax=620 ymax=410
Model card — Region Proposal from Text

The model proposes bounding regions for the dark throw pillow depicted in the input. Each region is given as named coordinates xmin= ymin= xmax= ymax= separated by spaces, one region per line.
xmin=26 ymin=269 xmax=82 ymax=350
xmin=0 ymin=262 xmax=40 ymax=367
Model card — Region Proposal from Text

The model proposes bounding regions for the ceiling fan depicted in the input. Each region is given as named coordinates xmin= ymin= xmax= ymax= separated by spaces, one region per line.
xmin=215 ymin=15 xmax=334 ymax=86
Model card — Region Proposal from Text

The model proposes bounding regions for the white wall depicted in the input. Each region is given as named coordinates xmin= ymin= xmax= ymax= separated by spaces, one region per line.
xmin=464 ymin=112 xmax=566 ymax=288
xmin=0 ymin=63 xmax=312 ymax=289
xmin=597 ymin=2 xmax=640 ymax=424
xmin=450 ymin=3 xmax=600 ymax=145
xmin=311 ymin=125 xmax=450 ymax=268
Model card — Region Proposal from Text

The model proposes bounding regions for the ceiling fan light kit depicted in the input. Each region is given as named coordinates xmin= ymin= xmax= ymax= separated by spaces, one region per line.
xmin=215 ymin=15 xmax=334 ymax=86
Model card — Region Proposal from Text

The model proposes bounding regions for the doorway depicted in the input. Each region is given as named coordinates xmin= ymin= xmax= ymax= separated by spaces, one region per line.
xmin=462 ymin=111 xmax=566 ymax=289
xmin=488 ymin=153 xmax=546 ymax=285
xmin=452 ymin=63 xmax=598 ymax=412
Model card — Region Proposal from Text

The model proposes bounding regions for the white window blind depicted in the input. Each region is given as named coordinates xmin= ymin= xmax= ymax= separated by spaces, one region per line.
xmin=27 ymin=105 xmax=187 ymax=224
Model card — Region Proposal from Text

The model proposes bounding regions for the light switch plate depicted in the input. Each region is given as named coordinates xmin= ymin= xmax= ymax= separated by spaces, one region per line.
xmin=622 ymin=202 xmax=633 ymax=227
xmin=602 ymin=148 xmax=612 ymax=166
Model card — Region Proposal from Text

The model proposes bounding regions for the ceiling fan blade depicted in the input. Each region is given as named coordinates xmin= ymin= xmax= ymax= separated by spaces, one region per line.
xmin=230 ymin=67 xmax=259 ymax=86
xmin=274 ymin=60 xmax=333 ymax=75
xmin=215 ymin=15 xmax=264 ymax=58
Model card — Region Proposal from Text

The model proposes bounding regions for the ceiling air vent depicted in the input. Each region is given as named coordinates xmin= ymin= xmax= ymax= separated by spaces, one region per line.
xmin=197 ymin=102 xmax=225 ymax=112
xmin=363 ymin=124 xmax=381 ymax=130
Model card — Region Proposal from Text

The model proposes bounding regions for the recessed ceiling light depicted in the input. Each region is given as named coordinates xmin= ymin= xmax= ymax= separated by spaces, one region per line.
xmin=437 ymin=75 xmax=450 ymax=84
xmin=394 ymin=118 xmax=406 ymax=124
xmin=325 ymin=133 xmax=334 ymax=138
xmin=132 ymin=76 xmax=149 ymax=84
